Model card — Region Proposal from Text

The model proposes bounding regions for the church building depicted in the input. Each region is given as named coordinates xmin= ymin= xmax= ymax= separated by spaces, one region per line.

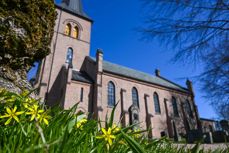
xmin=35 ymin=0 xmax=202 ymax=139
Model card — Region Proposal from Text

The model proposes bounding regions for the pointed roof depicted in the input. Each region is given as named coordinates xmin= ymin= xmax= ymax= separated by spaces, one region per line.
xmin=58 ymin=0 xmax=92 ymax=22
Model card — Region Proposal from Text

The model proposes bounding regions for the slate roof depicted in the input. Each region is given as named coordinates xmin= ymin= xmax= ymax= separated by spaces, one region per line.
xmin=103 ymin=61 xmax=189 ymax=93
xmin=56 ymin=0 xmax=92 ymax=22
xmin=72 ymin=70 xmax=93 ymax=84
xmin=87 ymin=57 xmax=189 ymax=93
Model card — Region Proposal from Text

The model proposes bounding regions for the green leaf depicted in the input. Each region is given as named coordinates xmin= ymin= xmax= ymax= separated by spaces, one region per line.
xmin=191 ymin=143 xmax=200 ymax=153
xmin=121 ymin=130 xmax=146 ymax=153
xmin=67 ymin=118 xmax=76 ymax=133
xmin=108 ymin=101 xmax=119 ymax=128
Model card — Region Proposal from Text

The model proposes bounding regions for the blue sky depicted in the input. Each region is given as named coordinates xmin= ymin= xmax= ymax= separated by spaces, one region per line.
xmin=28 ymin=0 xmax=217 ymax=119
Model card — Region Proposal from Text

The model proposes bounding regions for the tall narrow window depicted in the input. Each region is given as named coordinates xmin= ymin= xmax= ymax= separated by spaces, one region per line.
xmin=172 ymin=97 xmax=179 ymax=117
xmin=80 ymin=88 xmax=84 ymax=102
xmin=66 ymin=48 xmax=73 ymax=65
xmin=153 ymin=92 xmax=161 ymax=114
xmin=108 ymin=81 xmax=115 ymax=107
xmin=65 ymin=23 xmax=71 ymax=36
xmin=132 ymin=87 xmax=139 ymax=108
xmin=73 ymin=26 xmax=79 ymax=38
xmin=185 ymin=100 xmax=193 ymax=118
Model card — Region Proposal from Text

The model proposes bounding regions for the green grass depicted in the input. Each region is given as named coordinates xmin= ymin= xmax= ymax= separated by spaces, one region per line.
xmin=0 ymin=89 xmax=228 ymax=153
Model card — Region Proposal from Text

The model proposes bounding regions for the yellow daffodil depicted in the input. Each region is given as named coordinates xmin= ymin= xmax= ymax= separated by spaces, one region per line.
xmin=76 ymin=118 xmax=87 ymax=129
xmin=96 ymin=128 xmax=116 ymax=146
xmin=23 ymin=98 xmax=31 ymax=108
xmin=133 ymin=129 xmax=141 ymax=138
xmin=26 ymin=105 xmax=44 ymax=121
xmin=0 ymin=106 xmax=24 ymax=125
xmin=112 ymin=124 xmax=120 ymax=133
xmin=23 ymin=97 xmax=37 ymax=108
xmin=37 ymin=112 xmax=51 ymax=125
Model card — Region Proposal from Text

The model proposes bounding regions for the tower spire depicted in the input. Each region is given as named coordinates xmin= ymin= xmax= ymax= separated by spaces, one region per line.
xmin=60 ymin=0 xmax=91 ymax=20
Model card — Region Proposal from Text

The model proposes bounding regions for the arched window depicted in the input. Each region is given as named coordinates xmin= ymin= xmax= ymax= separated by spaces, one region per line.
xmin=132 ymin=87 xmax=139 ymax=108
xmin=185 ymin=100 xmax=193 ymax=118
xmin=65 ymin=23 xmax=71 ymax=36
xmin=172 ymin=97 xmax=179 ymax=117
xmin=108 ymin=81 xmax=115 ymax=107
xmin=73 ymin=26 xmax=79 ymax=38
xmin=80 ymin=88 xmax=84 ymax=102
xmin=66 ymin=47 xmax=73 ymax=65
xmin=153 ymin=92 xmax=161 ymax=114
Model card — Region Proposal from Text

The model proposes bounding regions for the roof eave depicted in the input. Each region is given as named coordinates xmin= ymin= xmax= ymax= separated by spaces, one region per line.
xmin=71 ymin=78 xmax=92 ymax=84
xmin=200 ymin=118 xmax=216 ymax=122
xmin=156 ymin=75 xmax=189 ymax=91
xmin=103 ymin=70 xmax=191 ymax=94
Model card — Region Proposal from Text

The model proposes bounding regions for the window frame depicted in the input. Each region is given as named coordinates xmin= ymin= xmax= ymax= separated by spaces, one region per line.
xmin=172 ymin=97 xmax=179 ymax=117
xmin=107 ymin=81 xmax=116 ymax=107
xmin=73 ymin=26 xmax=79 ymax=39
xmin=80 ymin=88 xmax=84 ymax=102
xmin=65 ymin=23 xmax=71 ymax=36
xmin=66 ymin=47 xmax=73 ymax=65
xmin=132 ymin=87 xmax=139 ymax=108
xmin=153 ymin=92 xmax=161 ymax=114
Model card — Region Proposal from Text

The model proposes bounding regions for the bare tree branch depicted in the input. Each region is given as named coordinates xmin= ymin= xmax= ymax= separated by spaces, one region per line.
xmin=142 ymin=0 xmax=229 ymax=119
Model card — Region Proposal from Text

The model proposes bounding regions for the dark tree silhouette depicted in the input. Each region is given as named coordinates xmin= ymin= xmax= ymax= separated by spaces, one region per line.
xmin=142 ymin=0 xmax=229 ymax=119
xmin=0 ymin=0 xmax=56 ymax=92
xmin=201 ymin=40 xmax=229 ymax=120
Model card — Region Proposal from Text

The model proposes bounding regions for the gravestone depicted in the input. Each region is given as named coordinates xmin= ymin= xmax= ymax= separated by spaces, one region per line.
xmin=187 ymin=130 xmax=203 ymax=143
xmin=220 ymin=120 xmax=229 ymax=132
xmin=203 ymin=132 xmax=213 ymax=144
xmin=212 ymin=131 xmax=227 ymax=143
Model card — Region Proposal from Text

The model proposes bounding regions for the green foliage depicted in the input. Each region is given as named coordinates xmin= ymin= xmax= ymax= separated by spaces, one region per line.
xmin=0 ymin=0 xmax=56 ymax=72
xmin=0 ymin=89 xmax=228 ymax=153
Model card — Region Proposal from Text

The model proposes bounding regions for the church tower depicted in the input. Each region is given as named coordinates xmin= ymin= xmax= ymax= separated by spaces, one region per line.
xmin=36 ymin=0 xmax=92 ymax=104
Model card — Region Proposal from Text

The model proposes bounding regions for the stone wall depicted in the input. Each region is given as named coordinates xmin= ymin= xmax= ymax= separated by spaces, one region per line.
xmin=64 ymin=80 xmax=93 ymax=114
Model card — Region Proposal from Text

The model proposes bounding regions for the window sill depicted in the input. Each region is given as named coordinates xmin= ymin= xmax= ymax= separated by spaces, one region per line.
xmin=107 ymin=105 xmax=115 ymax=108
xmin=63 ymin=34 xmax=79 ymax=40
